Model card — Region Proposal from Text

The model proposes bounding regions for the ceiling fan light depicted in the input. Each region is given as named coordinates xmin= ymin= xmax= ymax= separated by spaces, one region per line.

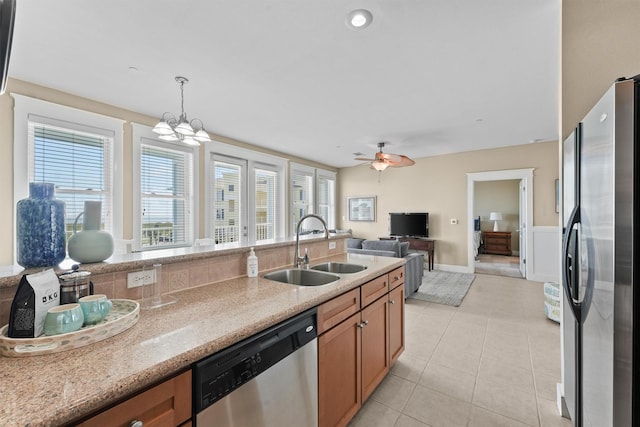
xmin=175 ymin=121 xmax=195 ymax=136
xmin=371 ymin=161 xmax=389 ymax=171
xmin=152 ymin=120 xmax=173 ymax=135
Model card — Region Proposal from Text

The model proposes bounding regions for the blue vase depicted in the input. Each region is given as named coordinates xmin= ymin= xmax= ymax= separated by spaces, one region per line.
xmin=16 ymin=182 xmax=66 ymax=268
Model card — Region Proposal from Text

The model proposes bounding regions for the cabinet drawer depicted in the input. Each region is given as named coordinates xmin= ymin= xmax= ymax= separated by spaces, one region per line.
xmin=388 ymin=267 xmax=405 ymax=291
xmin=78 ymin=370 xmax=191 ymax=427
xmin=318 ymin=288 xmax=361 ymax=335
xmin=361 ymin=274 xmax=388 ymax=308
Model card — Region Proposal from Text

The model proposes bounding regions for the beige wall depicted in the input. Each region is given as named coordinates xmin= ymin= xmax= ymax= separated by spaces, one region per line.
xmin=562 ymin=0 xmax=640 ymax=139
xmin=337 ymin=141 xmax=559 ymax=267
xmin=0 ymin=78 xmax=335 ymax=265
xmin=474 ymin=180 xmax=520 ymax=252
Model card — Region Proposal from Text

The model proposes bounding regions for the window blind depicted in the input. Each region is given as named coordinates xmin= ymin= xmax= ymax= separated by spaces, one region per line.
xmin=140 ymin=143 xmax=193 ymax=248
xmin=255 ymin=169 xmax=276 ymax=241
xmin=29 ymin=121 xmax=113 ymax=237
xmin=212 ymin=161 xmax=242 ymax=245
xmin=317 ymin=174 xmax=336 ymax=229
xmin=291 ymin=170 xmax=313 ymax=233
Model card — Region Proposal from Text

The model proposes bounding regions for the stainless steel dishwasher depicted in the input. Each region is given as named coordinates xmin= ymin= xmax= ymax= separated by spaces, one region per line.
xmin=193 ymin=308 xmax=318 ymax=426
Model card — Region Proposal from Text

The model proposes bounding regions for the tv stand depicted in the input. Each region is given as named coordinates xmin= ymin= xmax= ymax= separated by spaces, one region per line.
xmin=380 ymin=236 xmax=435 ymax=271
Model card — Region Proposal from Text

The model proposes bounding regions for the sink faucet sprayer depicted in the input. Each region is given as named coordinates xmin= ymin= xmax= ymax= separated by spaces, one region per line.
xmin=294 ymin=214 xmax=330 ymax=269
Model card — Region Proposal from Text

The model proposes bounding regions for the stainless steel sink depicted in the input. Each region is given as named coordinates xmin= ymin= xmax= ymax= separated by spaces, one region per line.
xmin=263 ymin=269 xmax=340 ymax=286
xmin=310 ymin=262 xmax=368 ymax=274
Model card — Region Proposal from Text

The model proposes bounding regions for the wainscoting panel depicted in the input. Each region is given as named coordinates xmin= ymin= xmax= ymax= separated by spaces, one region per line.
xmin=530 ymin=226 xmax=561 ymax=283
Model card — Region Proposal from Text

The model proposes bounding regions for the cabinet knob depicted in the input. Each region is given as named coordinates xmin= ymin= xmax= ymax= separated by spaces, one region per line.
xmin=130 ymin=421 xmax=143 ymax=427
xmin=390 ymin=299 xmax=396 ymax=305
xmin=358 ymin=320 xmax=369 ymax=328
xmin=394 ymin=276 xmax=400 ymax=281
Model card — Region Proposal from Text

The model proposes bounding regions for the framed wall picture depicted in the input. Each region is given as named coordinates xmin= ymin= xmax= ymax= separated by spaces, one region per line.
xmin=348 ymin=196 xmax=376 ymax=221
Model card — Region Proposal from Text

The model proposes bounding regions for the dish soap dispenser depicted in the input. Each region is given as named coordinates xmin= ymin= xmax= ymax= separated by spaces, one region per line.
xmin=247 ymin=247 xmax=258 ymax=277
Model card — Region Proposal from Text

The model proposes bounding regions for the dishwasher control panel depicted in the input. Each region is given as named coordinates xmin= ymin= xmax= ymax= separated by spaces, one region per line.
xmin=193 ymin=308 xmax=317 ymax=413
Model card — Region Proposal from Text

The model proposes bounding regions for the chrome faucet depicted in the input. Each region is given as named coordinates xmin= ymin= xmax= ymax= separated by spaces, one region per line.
xmin=294 ymin=214 xmax=330 ymax=269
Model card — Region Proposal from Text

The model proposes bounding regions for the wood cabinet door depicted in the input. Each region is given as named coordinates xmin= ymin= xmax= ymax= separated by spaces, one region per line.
xmin=388 ymin=285 xmax=405 ymax=365
xmin=318 ymin=312 xmax=362 ymax=427
xmin=78 ymin=371 xmax=191 ymax=427
xmin=360 ymin=295 xmax=389 ymax=402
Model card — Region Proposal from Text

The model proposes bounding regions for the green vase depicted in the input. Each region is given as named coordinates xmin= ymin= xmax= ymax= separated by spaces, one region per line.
xmin=67 ymin=201 xmax=114 ymax=264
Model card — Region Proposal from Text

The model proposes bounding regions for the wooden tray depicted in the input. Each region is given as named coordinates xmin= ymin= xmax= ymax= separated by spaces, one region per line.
xmin=0 ymin=299 xmax=140 ymax=357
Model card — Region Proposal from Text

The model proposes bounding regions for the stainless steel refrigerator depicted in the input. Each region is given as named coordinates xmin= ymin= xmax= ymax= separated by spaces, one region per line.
xmin=562 ymin=76 xmax=638 ymax=427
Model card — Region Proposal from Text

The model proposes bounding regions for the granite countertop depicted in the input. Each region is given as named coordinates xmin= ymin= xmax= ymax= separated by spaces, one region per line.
xmin=0 ymin=253 xmax=404 ymax=427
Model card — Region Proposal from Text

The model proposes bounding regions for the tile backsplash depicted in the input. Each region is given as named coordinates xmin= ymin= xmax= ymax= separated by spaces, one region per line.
xmin=0 ymin=237 xmax=346 ymax=326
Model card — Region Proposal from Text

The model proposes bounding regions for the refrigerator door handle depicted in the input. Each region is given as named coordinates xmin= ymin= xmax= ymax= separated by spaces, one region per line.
xmin=562 ymin=204 xmax=582 ymax=321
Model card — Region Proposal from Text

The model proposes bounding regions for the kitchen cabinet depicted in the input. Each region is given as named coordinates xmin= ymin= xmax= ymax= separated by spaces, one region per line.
xmin=388 ymin=284 xmax=405 ymax=365
xmin=76 ymin=370 xmax=191 ymax=427
xmin=482 ymin=231 xmax=512 ymax=255
xmin=318 ymin=267 xmax=405 ymax=427
xmin=360 ymin=294 xmax=389 ymax=401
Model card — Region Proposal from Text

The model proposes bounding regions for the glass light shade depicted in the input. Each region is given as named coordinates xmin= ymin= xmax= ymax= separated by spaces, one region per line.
xmin=152 ymin=121 xmax=174 ymax=135
xmin=489 ymin=212 xmax=503 ymax=221
xmin=181 ymin=136 xmax=201 ymax=146
xmin=158 ymin=133 xmax=179 ymax=141
xmin=372 ymin=161 xmax=389 ymax=171
xmin=175 ymin=121 xmax=195 ymax=136
xmin=194 ymin=129 xmax=211 ymax=142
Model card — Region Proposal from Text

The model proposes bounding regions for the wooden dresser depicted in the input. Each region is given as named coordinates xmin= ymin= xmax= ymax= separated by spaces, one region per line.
xmin=482 ymin=231 xmax=512 ymax=256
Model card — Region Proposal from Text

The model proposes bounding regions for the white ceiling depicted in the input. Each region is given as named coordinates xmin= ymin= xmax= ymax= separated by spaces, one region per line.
xmin=8 ymin=0 xmax=559 ymax=168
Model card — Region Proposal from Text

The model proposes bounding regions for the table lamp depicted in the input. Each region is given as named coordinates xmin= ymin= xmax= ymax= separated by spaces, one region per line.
xmin=489 ymin=212 xmax=502 ymax=231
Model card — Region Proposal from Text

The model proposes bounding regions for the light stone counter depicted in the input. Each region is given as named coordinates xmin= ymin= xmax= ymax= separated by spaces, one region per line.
xmin=0 ymin=253 xmax=404 ymax=427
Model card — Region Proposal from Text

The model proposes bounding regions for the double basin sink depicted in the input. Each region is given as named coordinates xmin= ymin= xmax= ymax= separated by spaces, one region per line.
xmin=263 ymin=262 xmax=367 ymax=286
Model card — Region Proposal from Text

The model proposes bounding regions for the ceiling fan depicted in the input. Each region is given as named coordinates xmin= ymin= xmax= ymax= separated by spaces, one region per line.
xmin=354 ymin=142 xmax=415 ymax=171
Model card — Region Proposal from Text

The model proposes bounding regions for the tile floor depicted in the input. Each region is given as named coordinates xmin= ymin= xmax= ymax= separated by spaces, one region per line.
xmin=348 ymin=273 xmax=572 ymax=427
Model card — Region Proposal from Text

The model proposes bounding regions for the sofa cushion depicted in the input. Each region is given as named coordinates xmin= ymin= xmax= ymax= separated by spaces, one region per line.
xmin=347 ymin=238 xmax=365 ymax=249
xmin=362 ymin=239 xmax=401 ymax=258
xmin=400 ymin=241 xmax=410 ymax=257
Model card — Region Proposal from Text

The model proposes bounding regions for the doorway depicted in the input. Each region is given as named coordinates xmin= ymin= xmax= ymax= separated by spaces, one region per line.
xmin=466 ymin=169 xmax=534 ymax=279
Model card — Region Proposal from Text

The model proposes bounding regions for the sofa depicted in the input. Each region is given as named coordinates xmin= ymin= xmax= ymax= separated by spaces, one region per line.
xmin=347 ymin=238 xmax=424 ymax=297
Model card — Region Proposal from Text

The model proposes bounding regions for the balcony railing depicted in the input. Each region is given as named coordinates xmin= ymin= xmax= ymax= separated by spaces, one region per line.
xmin=142 ymin=225 xmax=176 ymax=247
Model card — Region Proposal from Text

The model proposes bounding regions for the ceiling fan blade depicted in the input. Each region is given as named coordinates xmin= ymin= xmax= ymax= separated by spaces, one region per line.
xmin=387 ymin=155 xmax=415 ymax=167
xmin=378 ymin=152 xmax=402 ymax=163
xmin=354 ymin=157 xmax=376 ymax=161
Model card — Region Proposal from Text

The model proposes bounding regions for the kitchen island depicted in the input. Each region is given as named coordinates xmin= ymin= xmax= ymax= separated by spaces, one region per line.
xmin=0 ymin=252 xmax=404 ymax=426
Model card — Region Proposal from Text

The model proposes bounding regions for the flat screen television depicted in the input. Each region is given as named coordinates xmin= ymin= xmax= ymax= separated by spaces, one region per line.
xmin=389 ymin=212 xmax=429 ymax=238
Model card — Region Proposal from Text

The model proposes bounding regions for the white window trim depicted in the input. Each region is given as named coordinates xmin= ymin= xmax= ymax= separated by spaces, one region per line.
xmin=317 ymin=168 xmax=337 ymax=229
xmin=12 ymin=94 xmax=124 ymax=262
xmin=131 ymin=123 xmax=199 ymax=252
xmin=204 ymin=140 xmax=286 ymax=244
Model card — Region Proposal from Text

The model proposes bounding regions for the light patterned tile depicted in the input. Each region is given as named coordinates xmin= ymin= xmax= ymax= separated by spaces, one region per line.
xmin=369 ymin=374 xmax=416 ymax=412
xmin=347 ymin=400 xmax=400 ymax=427
xmin=403 ymin=384 xmax=471 ymax=427
xmin=468 ymin=405 xmax=533 ymax=427
xmin=472 ymin=377 xmax=539 ymax=426
xmin=419 ymin=361 xmax=476 ymax=402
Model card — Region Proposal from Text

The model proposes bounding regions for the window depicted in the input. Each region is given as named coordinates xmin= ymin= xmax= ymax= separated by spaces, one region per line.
xmin=205 ymin=142 xmax=286 ymax=247
xmin=212 ymin=159 xmax=243 ymax=245
xmin=290 ymin=164 xmax=336 ymax=234
xmin=13 ymin=95 xmax=124 ymax=262
xmin=255 ymin=168 xmax=277 ymax=241
xmin=132 ymin=124 xmax=197 ymax=251
xmin=317 ymin=171 xmax=336 ymax=229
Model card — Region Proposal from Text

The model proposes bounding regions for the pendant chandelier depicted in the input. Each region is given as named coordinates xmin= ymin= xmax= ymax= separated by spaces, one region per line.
xmin=152 ymin=76 xmax=211 ymax=146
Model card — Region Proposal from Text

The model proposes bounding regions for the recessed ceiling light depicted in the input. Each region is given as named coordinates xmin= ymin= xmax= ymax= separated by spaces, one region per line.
xmin=346 ymin=9 xmax=373 ymax=29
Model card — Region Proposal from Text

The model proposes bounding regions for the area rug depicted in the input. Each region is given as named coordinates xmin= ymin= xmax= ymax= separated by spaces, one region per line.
xmin=409 ymin=270 xmax=476 ymax=306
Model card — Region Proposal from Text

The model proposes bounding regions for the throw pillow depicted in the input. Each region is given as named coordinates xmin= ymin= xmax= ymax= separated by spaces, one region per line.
xmin=400 ymin=242 xmax=410 ymax=257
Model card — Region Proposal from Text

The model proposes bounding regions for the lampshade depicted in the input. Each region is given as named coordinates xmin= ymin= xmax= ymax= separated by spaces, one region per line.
xmin=489 ymin=212 xmax=502 ymax=231
xmin=152 ymin=120 xmax=173 ymax=135
xmin=174 ymin=121 xmax=195 ymax=136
